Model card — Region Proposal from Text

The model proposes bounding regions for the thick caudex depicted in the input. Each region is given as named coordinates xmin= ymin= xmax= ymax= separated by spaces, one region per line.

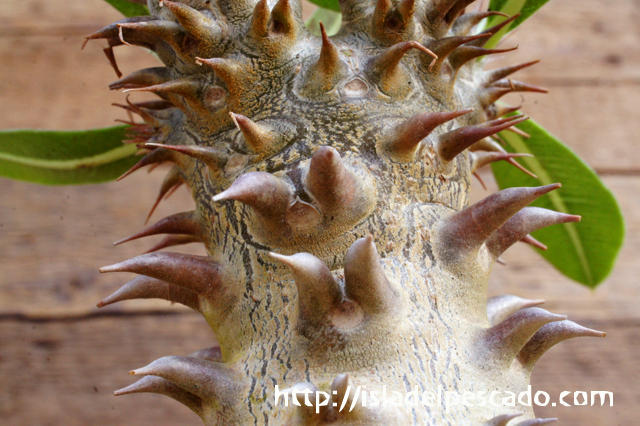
xmin=92 ymin=0 xmax=604 ymax=424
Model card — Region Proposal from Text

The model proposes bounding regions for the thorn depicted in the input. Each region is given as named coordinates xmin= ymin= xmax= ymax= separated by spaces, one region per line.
xmin=471 ymin=137 xmax=506 ymax=153
xmin=302 ymin=21 xmax=347 ymax=92
xmin=445 ymin=0 xmax=483 ymax=24
xmin=437 ymin=115 xmax=529 ymax=162
xmin=467 ymin=13 xmax=522 ymax=47
xmin=473 ymin=171 xmax=487 ymax=190
xmin=82 ymin=16 xmax=156 ymax=50
xmin=145 ymin=165 xmax=184 ymax=224
xmin=453 ymin=11 xmax=509 ymax=36
xmin=195 ymin=57 xmax=244 ymax=99
xmin=520 ymin=234 xmax=547 ymax=250
xmin=270 ymin=0 xmax=299 ymax=37
xmin=145 ymin=142 xmax=226 ymax=172
xmin=114 ymin=375 xmax=204 ymax=417
xmin=305 ymin=146 xmax=357 ymax=214
xmin=493 ymin=79 xmax=549 ymax=94
xmin=117 ymin=148 xmax=173 ymax=181
xmin=486 ymin=206 xmax=581 ymax=259
xmin=372 ymin=0 xmax=417 ymax=42
xmin=114 ymin=211 xmax=200 ymax=246
xmin=482 ymin=307 xmax=567 ymax=366
xmin=100 ymin=252 xmax=223 ymax=300
xmin=487 ymin=295 xmax=545 ymax=327
xmin=427 ymin=33 xmax=492 ymax=71
xmin=229 ymin=112 xmax=275 ymax=154
xmin=269 ymin=252 xmax=342 ymax=327
xmin=162 ymin=1 xmax=213 ymax=42
xmin=131 ymin=100 xmax=175 ymax=110
xmin=437 ymin=184 xmax=563 ymax=260
xmin=396 ymin=0 xmax=417 ymax=28
xmin=369 ymin=41 xmax=437 ymax=94
xmin=213 ymin=172 xmax=292 ymax=225
xmin=130 ymin=356 xmax=243 ymax=402
xmin=144 ymin=234 xmax=202 ymax=254
xmin=102 ymin=46 xmax=123 ymax=78
xmin=505 ymin=126 xmax=531 ymax=139
xmin=483 ymin=60 xmax=541 ymax=85
xmin=118 ymin=24 xmax=132 ymax=46
xmin=519 ymin=320 xmax=605 ymax=370
xmin=123 ymin=78 xmax=202 ymax=106
xmin=484 ymin=413 xmax=523 ymax=426
xmin=109 ymin=67 xmax=172 ymax=91
xmin=487 ymin=103 xmax=522 ymax=120
xmin=372 ymin=0 xmax=393 ymax=33
xmin=115 ymin=95 xmax=168 ymax=128
xmin=426 ymin=0 xmax=477 ymax=25
xmin=469 ymin=151 xmax=532 ymax=173
xmin=449 ymin=45 xmax=518 ymax=71
xmin=117 ymin=20 xmax=186 ymax=55
xmin=344 ymin=235 xmax=399 ymax=314
xmin=383 ymin=108 xmax=473 ymax=162
xmin=249 ymin=0 xmax=270 ymax=39
xmin=479 ymin=87 xmax=514 ymax=107
xmin=97 ymin=275 xmax=200 ymax=311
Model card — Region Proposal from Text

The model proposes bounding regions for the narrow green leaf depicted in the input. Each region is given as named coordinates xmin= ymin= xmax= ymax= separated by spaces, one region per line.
xmin=0 ymin=126 xmax=139 ymax=185
xmin=491 ymin=118 xmax=625 ymax=288
xmin=305 ymin=0 xmax=341 ymax=12
xmin=103 ymin=0 xmax=150 ymax=17
xmin=305 ymin=6 xmax=342 ymax=36
xmin=486 ymin=0 xmax=551 ymax=48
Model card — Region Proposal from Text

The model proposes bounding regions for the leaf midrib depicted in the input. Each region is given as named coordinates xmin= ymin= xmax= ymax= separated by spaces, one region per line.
xmin=500 ymin=130 xmax=594 ymax=285
xmin=0 ymin=144 xmax=137 ymax=170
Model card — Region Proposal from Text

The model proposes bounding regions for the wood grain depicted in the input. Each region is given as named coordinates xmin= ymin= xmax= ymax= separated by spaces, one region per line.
xmin=0 ymin=0 xmax=637 ymax=425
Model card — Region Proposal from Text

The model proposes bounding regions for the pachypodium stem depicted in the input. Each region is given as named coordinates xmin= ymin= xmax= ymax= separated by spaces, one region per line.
xmin=91 ymin=1 xmax=604 ymax=424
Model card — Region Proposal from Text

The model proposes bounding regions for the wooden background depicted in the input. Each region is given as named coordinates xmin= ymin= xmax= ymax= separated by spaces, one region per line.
xmin=1 ymin=0 xmax=638 ymax=425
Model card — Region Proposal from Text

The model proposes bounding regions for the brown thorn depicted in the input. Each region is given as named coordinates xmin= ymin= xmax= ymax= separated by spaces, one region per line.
xmin=473 ymin=172 xmax=487 ymax=190
xmin=521 ymin=234 xmax=548 ymax=251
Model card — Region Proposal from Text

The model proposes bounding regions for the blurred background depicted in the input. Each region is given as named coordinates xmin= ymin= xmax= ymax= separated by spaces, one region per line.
xmin=0 ymin=0 xmax=638 ymax=425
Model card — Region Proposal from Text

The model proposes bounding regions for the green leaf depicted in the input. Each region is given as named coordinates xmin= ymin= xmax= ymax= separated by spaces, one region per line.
xmin=103 ymin=0 xmax=150 ymax=17
xmin=0 ymin=126 xmax=139 ymax=185
xmin=485 ymin=0 xmax=551 ymax=48
xmin=305 ymin=6 xmax=342 ymax=36
xmin=305 ymin=0 xmax=341 ymax=12
xmin=491 ymin=118 xmax=625 ymax=288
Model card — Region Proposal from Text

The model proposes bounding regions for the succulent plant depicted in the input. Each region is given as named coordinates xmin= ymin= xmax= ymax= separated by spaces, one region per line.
xmin=82 ymin=0 xmax=608 ymax=424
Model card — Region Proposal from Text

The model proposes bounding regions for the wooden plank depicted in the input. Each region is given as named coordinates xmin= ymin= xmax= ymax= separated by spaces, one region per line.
xmin=0 ymin=313 xmax=213 ymax=426
xmin=502 ymin=85 xmax=640 ymax=172
xmin=0 ymin=314 xmax=634 ymax=425
xmin=0 ymin=167 xmax=203 ymax=317
xmin=0 ymin=0 xmax=124 ymax=29
xmin=0 ymin=35 xmax=160 ymax=131
xmin=1 ymin=173 xmax=637 ymax=322
xmin=488 ymin=0 xmax=640 ymax=83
